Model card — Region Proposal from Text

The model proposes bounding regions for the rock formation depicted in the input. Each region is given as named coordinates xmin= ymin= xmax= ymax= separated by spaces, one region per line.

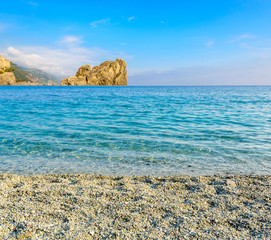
xmin=0 ymin=55 xmax=16 ymax=85
xmin=61 ymin=59 xmax=127 ymax=86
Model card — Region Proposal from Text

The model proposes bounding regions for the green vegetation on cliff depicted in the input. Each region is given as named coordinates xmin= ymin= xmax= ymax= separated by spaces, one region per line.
xmin=4 ymin=67 xmax=15 ymax=72
xmin=24 ymin=68 xmax=60 ymax=84
xmin=10 ymin=62 xmax=60 ymax=84
xmin=11 ymin=62 xmax=31 ymax=82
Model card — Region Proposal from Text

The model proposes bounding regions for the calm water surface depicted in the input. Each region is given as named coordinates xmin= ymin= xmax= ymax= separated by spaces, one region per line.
xmin=0 ymin=86 xmax=270 ymax=175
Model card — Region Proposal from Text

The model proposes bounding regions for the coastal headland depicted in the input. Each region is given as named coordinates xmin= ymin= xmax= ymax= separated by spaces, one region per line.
xmin=0 ymin=55 xmax=16 ymax=85
xmin=0 ymin=174 xmax=270 ymax=239
xmin=0 ymin=55 xmax=59 ymax=86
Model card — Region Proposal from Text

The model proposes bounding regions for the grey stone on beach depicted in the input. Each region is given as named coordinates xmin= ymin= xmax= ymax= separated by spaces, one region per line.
xmin=0 ymin=174 xmax=270 ymax=239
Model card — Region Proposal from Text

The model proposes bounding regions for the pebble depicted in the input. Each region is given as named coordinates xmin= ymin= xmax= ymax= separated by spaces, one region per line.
xmin=16 ymin=232 xmax=32 ymax=239
xmin=0 ymin=174 xmax=269 ymax=239
xmin=226 ymin=179 xmax=237 ymax=188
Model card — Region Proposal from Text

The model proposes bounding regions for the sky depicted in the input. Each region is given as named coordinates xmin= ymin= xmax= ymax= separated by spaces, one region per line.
xmin=0 ymin=0 xmax=271 ymax=85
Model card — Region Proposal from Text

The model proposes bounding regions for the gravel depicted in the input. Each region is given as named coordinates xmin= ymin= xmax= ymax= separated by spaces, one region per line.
xmin=0 ymin=174 xmax=270 ymax=239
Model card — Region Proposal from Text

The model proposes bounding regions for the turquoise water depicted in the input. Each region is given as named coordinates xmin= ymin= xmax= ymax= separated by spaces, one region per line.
xmin=0 ymin=86 xmax=270 ymax=175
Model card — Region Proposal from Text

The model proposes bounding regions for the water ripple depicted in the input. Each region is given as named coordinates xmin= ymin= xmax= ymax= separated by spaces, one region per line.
xmin=0 ymin=86 xmax=270 ymax=175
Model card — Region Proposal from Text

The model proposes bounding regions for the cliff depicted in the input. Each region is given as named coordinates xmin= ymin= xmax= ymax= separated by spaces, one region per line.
xmin=0 ymin=55 xmax=16 ymax=85
xmin=61 ymin=59 xmax=127 ymax=86
xmin=0 ymin=55 xmax=60 ymax=85
xmin=11 ymin=62 xmax=60 ymax=85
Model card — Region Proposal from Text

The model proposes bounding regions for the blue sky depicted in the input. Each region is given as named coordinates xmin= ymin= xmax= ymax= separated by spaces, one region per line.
xmin=0 ymin=0 xmax=271 ymax=85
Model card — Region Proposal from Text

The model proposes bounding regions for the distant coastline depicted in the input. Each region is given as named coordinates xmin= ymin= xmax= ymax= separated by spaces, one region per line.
xmin=0 ymin=55 xmax=128 ymax=86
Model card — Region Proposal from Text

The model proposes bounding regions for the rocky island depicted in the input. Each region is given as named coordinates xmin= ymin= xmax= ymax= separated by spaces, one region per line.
xmin=61 ymin=59 xmax=127 ymax=86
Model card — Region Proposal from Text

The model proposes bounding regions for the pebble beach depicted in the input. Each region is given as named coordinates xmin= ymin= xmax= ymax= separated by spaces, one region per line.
xmin=0 ymin=174 xmax=270 ymax=239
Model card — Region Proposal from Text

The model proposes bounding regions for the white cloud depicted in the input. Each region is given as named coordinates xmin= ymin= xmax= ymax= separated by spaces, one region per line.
xmin=7 ymin=47 xmax=23 ymax=56
xmin=261 ymin=48 xmax=271 ymax=50
xmin=0 ymin=23 xmax=7 ymax=32
xmin=128 ymin=16 xmax=136 ymax=21
xmin=239 ymin=42 xmax=252 ymax=49
xmin=205 ymin=40 xmax=215 ymax=47
xmin=231 ymin=34 xmax=257 ymax=42
xmin=58 ymin=35 xmax=82 ymax=47
xmin=128 ymin=59 xmax=271 ymax=86
xmin=2 ymin=43 xmax=130 ymax=77
xmin=27 ymin=2 xmax=39 ymax=6
xmin=89 ymin=18 xmax=110 ymax=28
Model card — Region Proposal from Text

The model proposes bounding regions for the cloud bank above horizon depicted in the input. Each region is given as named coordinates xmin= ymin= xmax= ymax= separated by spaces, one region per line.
xmin=0 ymin=0 xmax=271 ymax=85
xmin=1 ymin=36 xmax=130 ymax=77
xmin=128 ymin=59 xmax=271 ymax=86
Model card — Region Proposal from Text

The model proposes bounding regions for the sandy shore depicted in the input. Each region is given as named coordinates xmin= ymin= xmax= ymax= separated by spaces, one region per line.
xmin=0 ymin=174 xmax=270 ymax=239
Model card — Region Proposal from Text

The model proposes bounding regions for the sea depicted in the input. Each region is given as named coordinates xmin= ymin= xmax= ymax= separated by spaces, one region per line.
xmin=0 ymin=86 xmax=270 ymax=176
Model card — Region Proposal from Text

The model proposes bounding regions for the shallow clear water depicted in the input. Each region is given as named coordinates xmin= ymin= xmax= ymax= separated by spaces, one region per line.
xmin=0 ymin=86 xmax=270 ymax=175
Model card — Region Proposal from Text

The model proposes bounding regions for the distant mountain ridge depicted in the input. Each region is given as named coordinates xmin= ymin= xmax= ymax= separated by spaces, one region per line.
xmin=11 ymin=62 xmax=60 ymax=85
